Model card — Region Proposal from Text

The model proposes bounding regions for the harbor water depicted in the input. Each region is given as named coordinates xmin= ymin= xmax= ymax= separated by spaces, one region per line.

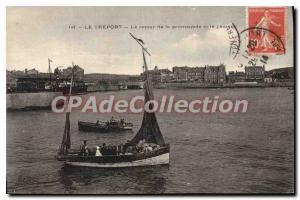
xmin=6 ymin=88 xmax=294 ymax=194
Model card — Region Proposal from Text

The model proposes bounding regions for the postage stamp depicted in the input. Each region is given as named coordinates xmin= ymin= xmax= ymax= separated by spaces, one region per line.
xmin=247 ymin=7 xmax=286 ymax=55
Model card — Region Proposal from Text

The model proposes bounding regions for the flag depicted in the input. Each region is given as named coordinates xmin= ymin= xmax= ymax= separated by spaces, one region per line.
xmin=137 ymin=38 xmax=144 ymax=44
xmin=48 ymin=58 xmax=52 ymax=62
xmin=130 ymin=33 xmax=144 ymax=44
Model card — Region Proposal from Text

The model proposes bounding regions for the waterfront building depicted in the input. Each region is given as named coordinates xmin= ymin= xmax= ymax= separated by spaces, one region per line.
xmin=204 ymin=64 xmax=226 ymax=84
xmin=173 ymin=65 xmax=226 ymax=83
xmin=158 ymin=68 xmax=173 ymax=82
xmin=173 ymin=66 xmax=189 ymax=81
xmin=141 ymin=66 xmax=173 ymax=83
xmin=227 ymin=71 xmax=246 ymax=83
xmin=26 ymin=68 xmax=39 ymax=75
xmin=268 ymin=67 xmax=294 ymax=82
xmin=235 ymin=72 xmax=246 ymax=82
xmin=6 ymin=70 xmax=18 ymax=92
xmin=245 ymin=66 xmax=265 ymax=82
xmin=187 ymin=67 xmax=206 ymax=82
xmin=8 ymin=70 xmax=25 ymax=76
xmin=6 ymin=65 xmax=86 ymax=92
xmin=227 ymin=71 xmax=235 ymax=83
xmin=173 ymin=66 xmax=205 ymax=82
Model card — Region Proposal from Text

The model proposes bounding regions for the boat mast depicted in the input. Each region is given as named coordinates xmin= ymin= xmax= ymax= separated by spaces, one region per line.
xmin=48 ymin=58 xmax=52 ymax=82
xmin=129 ymin=33 xmax=165 ymax=146
xmin=129 ymin=33 xmax=152 ymax=97
xmin=68 ymin=62 xmax=75 ymax=98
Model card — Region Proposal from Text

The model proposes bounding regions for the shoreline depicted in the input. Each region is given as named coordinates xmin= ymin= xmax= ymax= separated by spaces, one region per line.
xmin=6 ymin=85 xmax=293 ymax=112
xmin=153 ymin=82 xmax=294 ymax=89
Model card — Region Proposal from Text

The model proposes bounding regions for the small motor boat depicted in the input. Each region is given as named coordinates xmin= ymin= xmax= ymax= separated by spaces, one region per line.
xmin=78 ymin=119 xmax=133 ymax=133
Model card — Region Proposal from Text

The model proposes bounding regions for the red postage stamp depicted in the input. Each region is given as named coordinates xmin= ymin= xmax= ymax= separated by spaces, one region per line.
xmin=247 ymin=7 xmax=286 ymax=55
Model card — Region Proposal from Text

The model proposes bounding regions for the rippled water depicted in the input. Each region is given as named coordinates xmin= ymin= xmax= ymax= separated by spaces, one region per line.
xmin=6 ymin=88 xmax=294 ymax=194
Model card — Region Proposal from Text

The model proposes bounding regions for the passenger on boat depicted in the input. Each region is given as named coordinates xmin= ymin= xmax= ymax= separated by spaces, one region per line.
xmin=80 ymin=140 xmax=89 ymax=156
xmin=107 ymin=145 xmax=117 ymax=155
xmin=100 ymin=143 xmax=106 ymax=154
xmin=120 ymin=118 xmax=125 ymax=125
xmin=95 ymin=146 xmax=102 ymax=156
xmin=100 ymin=144 xmax=117 ymax=156
xmin=84 ymin=146 xmax=89 ymax=156
xmin=144 ymin=144 xmax=153 ymax=153
xmin=125 ymin=146 xmax=133 ymax=154
xmin=113 ymin=146 xmax=118 ymax=155
xmin=152 ymin=144 xmax=160 ymax=150
xmin=110 ymin=116 xmax=115 ymax=122
xmin=137 ymin=139 xmax=144 ymax=148
xmin=124 ymin=140 xmax=133 ymax=150
xmin=137 ymin=139 xmax=146 ymax=152
xmin=96 ymin=120 xmax=100 ymax=126
xmin=117 ymin=144 xmax=124 ymax=155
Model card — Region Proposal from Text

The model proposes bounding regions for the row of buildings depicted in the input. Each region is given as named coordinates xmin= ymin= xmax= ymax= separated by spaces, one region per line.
xmin=141 ymin=65 xmax=226 ymax=84
xmin=7 ymin=66 xmax=85 ymax=92
xmin=7 ymin=64 xmax=293 ymax=92
xmin=142 ymin=65 xmax=293 ymax=84
xmin=143 ymin=64 xmax=266 ymax=84
xmin=228 ymin=66 xmax=266 ymax=83
xmin=227 ymin=66 xmax=294 ymax=83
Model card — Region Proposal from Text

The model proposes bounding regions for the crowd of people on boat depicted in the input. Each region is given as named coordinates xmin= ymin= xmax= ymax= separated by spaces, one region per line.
xmin=95 ymin=116 xmax=127 ymax=127
xmin=79 ymin=139 xmax=160 ymax=157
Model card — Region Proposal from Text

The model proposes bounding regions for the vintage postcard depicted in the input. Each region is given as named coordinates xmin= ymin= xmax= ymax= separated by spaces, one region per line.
xmin=6 ymin=6 xmax=294 ymax=194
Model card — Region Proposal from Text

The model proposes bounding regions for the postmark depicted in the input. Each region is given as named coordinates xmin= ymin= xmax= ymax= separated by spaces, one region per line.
xmin=226 ymin=23 xmax=241 ymax=59
xmin=247 ymin=7 xmax=286 ymax=55
xmin=237 ymin=27 xmax=281 ymax=69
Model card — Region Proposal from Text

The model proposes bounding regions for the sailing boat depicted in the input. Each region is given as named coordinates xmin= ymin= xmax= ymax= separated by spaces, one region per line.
xmin=56 ymin=34 xmax=170 ymax=168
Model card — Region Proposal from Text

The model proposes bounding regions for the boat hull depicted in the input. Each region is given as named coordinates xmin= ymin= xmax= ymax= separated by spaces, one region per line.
xmin=78 ymin=121 xmax=133 ymax=133
xmin=65 ymin=152 xmax=169 ymax=168
xmin=58 ymin=144 xmax=170 ymax=168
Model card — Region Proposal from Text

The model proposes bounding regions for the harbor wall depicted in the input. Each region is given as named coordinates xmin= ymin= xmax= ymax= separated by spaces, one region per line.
xmin=6 ymin=92 xmax=62 ymax=110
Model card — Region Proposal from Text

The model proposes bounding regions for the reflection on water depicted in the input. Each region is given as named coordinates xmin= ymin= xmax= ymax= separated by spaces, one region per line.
xmin=59 ymin=165 xmax=168 ymax=194
xmin=7 ymin=88 xmax=294 ymax=194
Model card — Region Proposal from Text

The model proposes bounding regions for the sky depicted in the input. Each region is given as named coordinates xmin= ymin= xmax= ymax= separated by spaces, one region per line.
xmin=6 ymin=7 xmax=294 ymax=74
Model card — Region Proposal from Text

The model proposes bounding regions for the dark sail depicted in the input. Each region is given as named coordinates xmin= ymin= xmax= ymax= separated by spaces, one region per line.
xmin=59 ymin=112 xmax=71 ymax=154
xmin=130 ymin=50 xmax=165 ymax=146
xmin=58 ymin=66 xmax=74 ymax=154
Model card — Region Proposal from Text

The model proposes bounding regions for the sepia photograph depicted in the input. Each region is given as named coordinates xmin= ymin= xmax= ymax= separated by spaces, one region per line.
xmin=6 ymin=6 xmax=295 ymax=194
